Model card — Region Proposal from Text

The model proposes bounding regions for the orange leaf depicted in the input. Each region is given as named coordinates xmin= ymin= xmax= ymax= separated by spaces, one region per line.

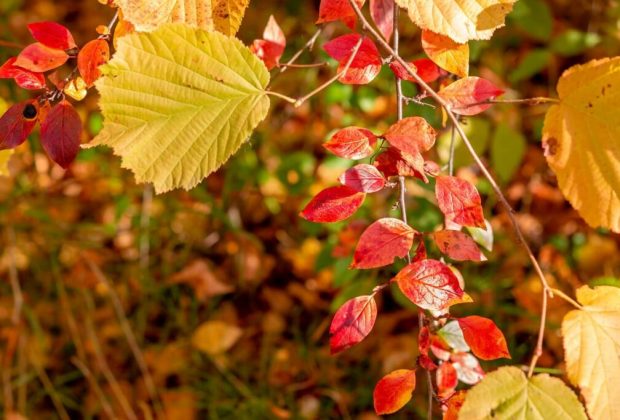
xmin=78 ymin=39 xmax=110 ymax=86
xmin=324 ymin=127 xmax=377 ymax=159
xmin=457 ymin=316 xmax=510 ymax=360
xmin=15 ymin=42 xmax=68 ymax=72
xmin=435 ymin=176 xmax=485 ymax=228
xmin=373 ymin=369 xmax=416 ymax=415
xmin=421 ymin=30 xmax=469 ymax=78
xmin=351 ymin=218 xmax=415 ymax=269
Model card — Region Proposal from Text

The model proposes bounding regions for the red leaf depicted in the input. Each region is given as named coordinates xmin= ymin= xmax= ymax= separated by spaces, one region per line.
xmin=370 ymin=0 xmax=394 ymax=41
xmin=250 ymin=15 xmax=286 ymax=70
xmin=300 ymin=185 xmax=365 ymax=223
xmin=0 ymin=100 xmax=38 ymax=149
xmin=323 ymin=126 xmax=377 ymax=159
xmin=77 ymin=39 xmax=110 ymax=86
xmin=437 ymin=362 xmax=458 ymax=398
xmin=0 ymin=57 xmax=46 ymax=90
xmin=39 ymin=99 xmax=82 ymax=168
xmin=457 ymin=316 xmax=510 ymax=360
xmin=373 ymin=369 xmax=416 ymax=415
xmin=435 ymin=176 xmax=485 ymax=228
xmin=339 ymin=164 xmax=386 ymax=193
xmin=15 ymin=42 xmax=68 ymax=72
xmin=374 ymin=147 xmax=426 ymax=181
xmin=351 ymin=218 xmax=415 ymax=269
xmin=389 ymin=58 xmax=443 ymax=83
xmin=443 ymin=390 xmax=467 ymax=420
xmin=438 ymin=77 xmax=504 ymax=116
xmin=323 ymin=34 xmax=382 ymax=85
xmin=432 ymin=230 xmax=486 ymax=262
xmin=329 ymin=295 xmax=377 ymax=354
xmin=412 ymin=240 xmax=427 ymax=263
xmin=27 ymin=21 xmax=77 ymax=50
xmin=392 ymin=259 xmax=463 ymax=311
xmin=317 ymin=0 xmax=365 ymax=28
xmin=418 ymin=326 xmax=438 ymax=370
xmin=383 ymin=116 xmax=436 ymax=156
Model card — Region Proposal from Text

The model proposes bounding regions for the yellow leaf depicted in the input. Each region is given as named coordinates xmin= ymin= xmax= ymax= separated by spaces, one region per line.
xmin=562 ymin=285 xmax=620 ymax=420
xmin=542 ymin=57 xmax=620 ymax=232
xmin=192 ymin=320 xmax=243 ymax=355
xmin=421 ymin=30 xmax=469 ymax=78
xmin=395 ymin=0 xmax=515 ymax=43
xmin=113 ymin=0 xmax=250 ymax=35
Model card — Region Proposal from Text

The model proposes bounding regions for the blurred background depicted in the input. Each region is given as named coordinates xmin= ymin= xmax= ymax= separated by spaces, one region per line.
xmin=1 ymin=0 xmax=619 ymax=418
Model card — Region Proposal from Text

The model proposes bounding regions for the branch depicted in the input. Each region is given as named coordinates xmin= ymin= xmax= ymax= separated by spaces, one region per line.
xmin=346 ymin=0 xmax=553 ymax=375
xmin=279 ymin=28 xmax=322 ymax=73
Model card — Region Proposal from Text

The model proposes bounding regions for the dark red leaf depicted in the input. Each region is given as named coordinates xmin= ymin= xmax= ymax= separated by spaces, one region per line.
xmin=389 ymin=58 xmax=443 ymax=83
xmin=435 ymin=176 xmax=485 ymax=228
xmin=15 ymin=42 xmax=68 ymax=72
xmin=329 ymin=295 xmax=377 ymax=354
xmin=317 ymin=0 xmax=365 ymax=28
xmin=438 ymin=77 xmax=504 ymax=116
xmin=27 ymin=21 xmax=77 ymax=50
xmin=300 ymin=185 xmax=365 ymax=223
xmin=39 ymin=99 xmax=82 ymax=168
xmin=432 ymin=230 xmax=486 ymax=261
xmin=351 ymin=218 xmax=415 ymax=269
xmin=370 ymin=0 xmax=394 ymax=41
xmin=437 ymin=362 xmax=458 ymax=398
xmin=383 ymin=116 xmax=436 ymax=156
xmin=0 ymin=100 xmax=38 ymax=150
xmin=250 ymin=15 xmax=286 ymax=70
xmin=324 ymin=126 xmax=377 ymax=159
xmin=77 ymin=39 xmax=110 ymax=86
xmin=373 ymin=369 xmax=416 ymax=415
xmin=392 ymin=259 xmax=463 ymax=311
xmin=323 ymin=34 xmax=382 ymax=85
xmin=0 ymin=57 xmax=46 ymax=90
xmin=457 ymin=316 xmax=510 ymax=360
xmin=339 ymin=164 xmax=386 ymax=193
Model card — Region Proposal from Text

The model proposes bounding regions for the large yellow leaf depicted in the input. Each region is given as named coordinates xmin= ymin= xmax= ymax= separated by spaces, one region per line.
xmin=114 ymin=0 xmax=250 ymax=35
xmin=562 ymin=285 xmax=620 ymax=420
xmin=542 ymin=57 xmax=620 ymax=232
xmin=395 ymin=0 xmax=516 ymax=43
xmin=88 ymin=23 xmax=270 ymax=193
xmin=459 ymin=366 xmax=587 ymax=419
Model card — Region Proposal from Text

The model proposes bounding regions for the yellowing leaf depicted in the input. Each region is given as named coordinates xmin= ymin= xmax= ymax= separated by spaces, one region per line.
xmin=192 ymin=320 xmax=243 ymax=355
xmin=395 ymin=0 xmax=516 ymax=43
xmin=421 ymin=30 xmax=469 ymax=78
xmin=113 ymin=0 xmax=250 ymax=35
xmin=459 ymin=366 xmax=587 ymax=420
xmin=562 ymin=285 xmax=620 ymax=420
xmin=542 ymin=57 xmax=620 ymax=232
xmin=89 ymin=23 xmax=270 ymax=193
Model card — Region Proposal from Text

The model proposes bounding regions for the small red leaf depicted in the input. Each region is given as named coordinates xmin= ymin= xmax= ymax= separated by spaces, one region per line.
xmin=389 ymin=58 xmax=443 ymax=83
xmin=323 ymin=126 xmax=377 ymax=159
xmin=39 ymin=99 xmax=82 ymax=168
xmin=373 ymin=369 xmax=416 ymax=415
xmin=0 ymin=57 xmax=46 ymax=90
xmin=27 ymin=21 xmax=77 ymax=50
xmin=77 ymin=39 xmax=110 ymax=86
xmin=437 ymin=362 xmax=458 ymax=398
xmin=435 ymin=176 xmax=485 ymax=228
xmin=412 ymin=240 xmax=427 ymax=263
xmin=351 ymin=218 xmax=415 ymax=269
xmin=370 ymin=0 xmax=394 ymax=41
xmin=329 ymin=295 xmax=377 ymax=354
xmin=0 ymin=100 xmax=38 ymax=149
xmin=339 ymin=164 xmax=386 ymax=193
xmin=300 ymin=185 xmax=365 ymax=223
xmin=457 ymin=316 xmax=510 ymax=360
xmin=432 ymin=230 xmax=486 ymax=262
xmin=15 ymin=42 xmax=68 ymax=72
xmin=250 ymin=15 xmax=286 ymax=70
xmin=374 ymin=147 xmax=426 ymax=181
xmin=323 ymin=34 xmax=382 ymax=85
xmin=438 ymin=77 xmax=504 ymax=116
xmin=317 ymin=0 xmax=365 ymax=28
xmin=383 ymin=116 xmax=436 ymax=156
xmin=392 ymin=259 xmax=463 ymax=311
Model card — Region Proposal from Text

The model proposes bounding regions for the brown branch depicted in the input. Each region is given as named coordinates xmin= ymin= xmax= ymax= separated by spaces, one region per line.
xmin=71 ymin=357 xmax=116 ymax=418
xmin=279 ymin=28 xmax=322 ymax=73
xmin=346 ymin=0 xmax=553 ymax=377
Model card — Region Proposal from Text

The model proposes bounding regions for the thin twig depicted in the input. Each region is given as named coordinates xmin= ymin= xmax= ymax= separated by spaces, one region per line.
xmin=448 ymin=125 xmax=456 ymax=176
xmin=346 ymin=0 xmax=553 ymax=375
xmin=71 ymin=357 xmax=116 ymax=419
xmin=0 ymin=40 xmax=24 ymax=49
xmin=550 ymin=288 xmax=583 ymax=310
xmin=527 ymin=290 xmax=548 ymax=378
xmin=279 ymin=28 xmax=322 ymax=73
xmin=279 ymin=62 xmax=327 ymax=69
xmin=33 ymin=364 xmax=71 ymax=420
xmin=85 ymin=260 xmax=162 ymax=413
xmin=139 ymin=184 xmax=153 ymax=280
